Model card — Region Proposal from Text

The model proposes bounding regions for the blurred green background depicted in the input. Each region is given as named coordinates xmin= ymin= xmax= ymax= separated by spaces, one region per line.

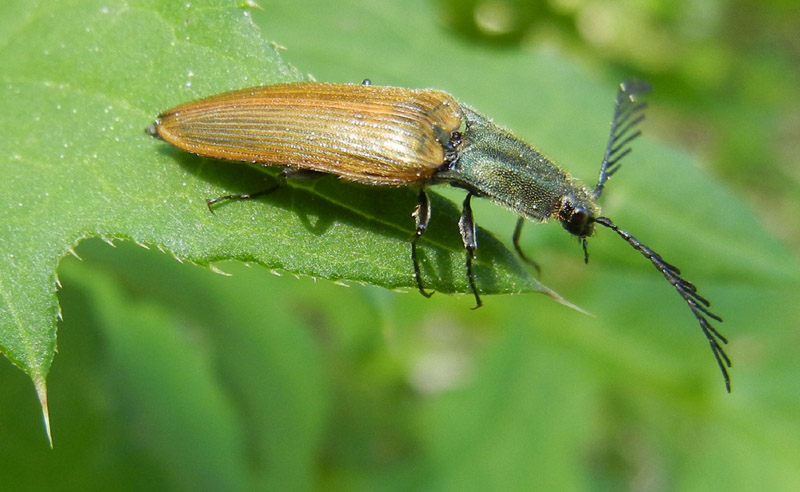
xmin=1 ymin=0 xmax=799 ymax=490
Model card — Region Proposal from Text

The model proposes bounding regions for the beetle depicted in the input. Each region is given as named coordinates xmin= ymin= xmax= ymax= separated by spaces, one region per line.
xmin=147 ymin=80 xmax=731 ymax=390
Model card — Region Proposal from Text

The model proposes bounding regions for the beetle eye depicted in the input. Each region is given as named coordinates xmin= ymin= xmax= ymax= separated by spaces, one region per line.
xmin=560 ymin=204 xmax=594 ymax=237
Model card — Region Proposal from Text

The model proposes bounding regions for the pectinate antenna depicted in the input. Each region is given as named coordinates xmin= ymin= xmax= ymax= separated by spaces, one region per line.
xmin=593 ymin=80 xmax=652 ymax=199
xmin=594 ymin=216 xmax=731 ymax=392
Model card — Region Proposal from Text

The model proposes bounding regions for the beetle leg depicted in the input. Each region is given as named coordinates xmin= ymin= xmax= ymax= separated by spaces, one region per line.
xmin=206 ymin=186 xmax=280 ymax=211
xmin=411 ymin=189 xmax=434 ymax=298
xmin=206 ymin=167 xmax=326 ymax=211
xmin=512 ymin=217 xmax=541 ymax=275
xmin=206 ymin=167 xmax=294 ymax=211
xmin=458 ymin=192 xmax=482 ymax=309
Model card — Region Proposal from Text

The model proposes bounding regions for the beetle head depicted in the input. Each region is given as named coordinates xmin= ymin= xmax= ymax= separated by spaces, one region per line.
xmin=557 ymin=195 xmax=596 ymax=239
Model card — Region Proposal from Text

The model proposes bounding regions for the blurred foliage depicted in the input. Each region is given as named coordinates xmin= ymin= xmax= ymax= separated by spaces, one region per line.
xmin=434 ymin=0 xmax=800 ymax=252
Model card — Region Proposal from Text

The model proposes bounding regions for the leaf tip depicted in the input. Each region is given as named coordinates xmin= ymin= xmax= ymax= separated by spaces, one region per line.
xmin=541 ymin=285 xmax=593 ymax=317
xmin=34 ymin=378 xmax=53 ymax=448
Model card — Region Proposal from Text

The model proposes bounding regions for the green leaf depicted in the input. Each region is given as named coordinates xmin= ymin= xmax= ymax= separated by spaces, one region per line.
xmin=0 ymin=0 xmax=555 ymax=429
